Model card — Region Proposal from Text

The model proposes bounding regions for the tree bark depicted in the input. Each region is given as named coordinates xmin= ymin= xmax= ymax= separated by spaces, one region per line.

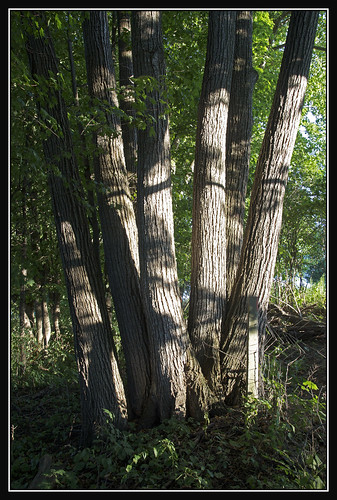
xmin=50 ymin=290 xmax=61 ymax=340
xmin=225 ymin=11 xmax=257 ymax=302
xmin=118 ymin=11 xmax=137 ymax=177
xmin=41 ymin=296 xmax=51 ymax=347
xmin=221 ymin=10 xmax=319 ymax=405
xmin=18 ymin=175 xmax=29 ymax=373
xmin=23 ymin=12 xmax=128 ymax=445
xmin=188 ymin=11 xmax=236 ymax=390
xmin=82 ymin=11 xmax=151 ymax=421
xmin=132 ymin=11 xmax=187 ymax=426
xmin=66 ymin=27 xmax=101 ymax=271
xmin=35 ymin=300 xmax=43 ymax=344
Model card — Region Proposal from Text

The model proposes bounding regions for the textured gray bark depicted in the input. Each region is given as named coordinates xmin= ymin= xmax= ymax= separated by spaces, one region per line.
xmin=221 ymin=10 xmax=319 ymax=404
xmin=24 ymin=13 xmax=128 ymax=445
xmin=35 ymin=300 xmax=43 ymax=344
xmin=82 ymin=11 xmax=151 ymax=421
xmin=66 ymin=30 xmax=101 ymax=271
xmin=118 ymin=11 xmax=137 ymax=177
xmin=132 ymin=11 xmax=187 ymax=425
xmin=41 ymin=297 xmax=51 ymax=347
xmin=225 ymin=11 xmax=257 ymax=302
xmin=18 ymin=176 xmax=29 ymax=373
xmin=51 ymin=290 xmax=61 ymax=340
xmin=188 ymin=11 xmax=236 ymax=390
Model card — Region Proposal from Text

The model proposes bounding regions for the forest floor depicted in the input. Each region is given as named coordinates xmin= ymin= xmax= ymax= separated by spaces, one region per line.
xmin=10 ymin=308 xmax=327 ymax=491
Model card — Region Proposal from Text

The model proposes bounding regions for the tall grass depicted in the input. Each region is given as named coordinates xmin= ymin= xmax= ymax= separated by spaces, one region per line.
xmin=271 ymin=274 xmax=326 ymax=319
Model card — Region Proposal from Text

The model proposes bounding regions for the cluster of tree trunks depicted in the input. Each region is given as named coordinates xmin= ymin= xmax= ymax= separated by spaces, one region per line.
xmin=24 ymin=12 xmax=129 ymax=444
xmin=21 ymin=10 xmax=319 ymax=445
xmin=219 ymin=10 xmax=319 ymax=404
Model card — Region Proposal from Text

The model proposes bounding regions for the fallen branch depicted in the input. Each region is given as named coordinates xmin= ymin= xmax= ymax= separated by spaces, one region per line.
xmin=268 ymin=302 xmax=326 ymax=341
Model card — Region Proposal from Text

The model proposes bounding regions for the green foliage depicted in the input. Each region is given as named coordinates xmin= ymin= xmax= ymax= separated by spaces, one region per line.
xmin=300 ymin=276 xmax=326 ymax=309
xmin=10 ymin=9 xmax=326 ymax=295
xmin=162 ymin=11 xmax=207 ymax=287
xmin=44 ymin=415 xmax=229 ymax=490
xmin=10 ymin=336 xmax=80 ymax=489
xmin=11 ymin=323 xmax=76 ymax=389
xmin=271 ymin=274 xmax=326 ymax=322
xmin=257 ymin=339 xmax=326 ymax=489
xmin=11 ymin=339 xmax=327 ymax=490
xmin=128 ymin=74 xmax=169 ymax=136
xmin=250 ymin=11 xmax=326 ymax=287
xmin=275 ymin=128 xmax=326 ymax=284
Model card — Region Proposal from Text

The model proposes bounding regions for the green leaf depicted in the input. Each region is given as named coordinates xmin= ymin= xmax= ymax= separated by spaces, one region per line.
xmin=55 ymin=14 xmax=62 ymax=29
xmin=313 ymin=476 xmax=325 ymax=489
xmin=228 ymin=439 xmax=244 ymax=449
xmin=301 ymin=380 xmax=318 ymax=391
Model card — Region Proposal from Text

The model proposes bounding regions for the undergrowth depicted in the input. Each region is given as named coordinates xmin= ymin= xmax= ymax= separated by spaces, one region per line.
xmin=10 ymin=318 xmax=327 ymax=490
xmin=271 ymin=274 xmax=326 ymax=321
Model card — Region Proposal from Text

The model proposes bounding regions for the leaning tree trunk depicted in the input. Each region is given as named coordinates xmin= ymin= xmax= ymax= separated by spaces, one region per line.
xmin=188 ymin=11 xmax=236 ymax=391
xmin=118 ymin=11 xmax=137 ymax=178
xmin=66 ymin=27 xmax=101 ymax=271
xmin=23 ymin=12 xmax=128 ymax=445
xmin=82 ymin=11 xmax=151 ymax=422
xmin=221 ymin=10 xmax=319 ymax=405
xmin=132 ymin=11 xmax=187 ymax=426
xmin=225 ymin=11 xmax=257 ymax=302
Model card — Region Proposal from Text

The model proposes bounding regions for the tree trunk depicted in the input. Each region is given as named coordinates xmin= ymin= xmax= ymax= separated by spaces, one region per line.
xmin=18 ymin=268 xmax=28 ymax=374
xmin=35 ymin=299 xmax=43 ymax=344
xmin=50 ymin=290 xmax=61 ymax=341
xmin=82 ymin=11 xmax=151 ymax=421
xmin=118 ymin=11 xmax=137 ymax=178
xmin=132 ymin=11 xmax=187 ymax=426
xmin=188 ymin=11 xmax=236 ymax=390
xmin=221 ymin=10 xmax=319 ymax=405
xmin=225 ymin=11 xmax=257 ymax=302
xmin=23 ymin=12 xmax=128 ymax=445
xmin=67 ymin=27 xmax=102 ymax=271
xmin=25 ymin=298 xmax=35 ymax=335
xmin=17 ymin=171 xmax=29 ymax=374
xmin=41 ymin=295 xmax=51 ymax=347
